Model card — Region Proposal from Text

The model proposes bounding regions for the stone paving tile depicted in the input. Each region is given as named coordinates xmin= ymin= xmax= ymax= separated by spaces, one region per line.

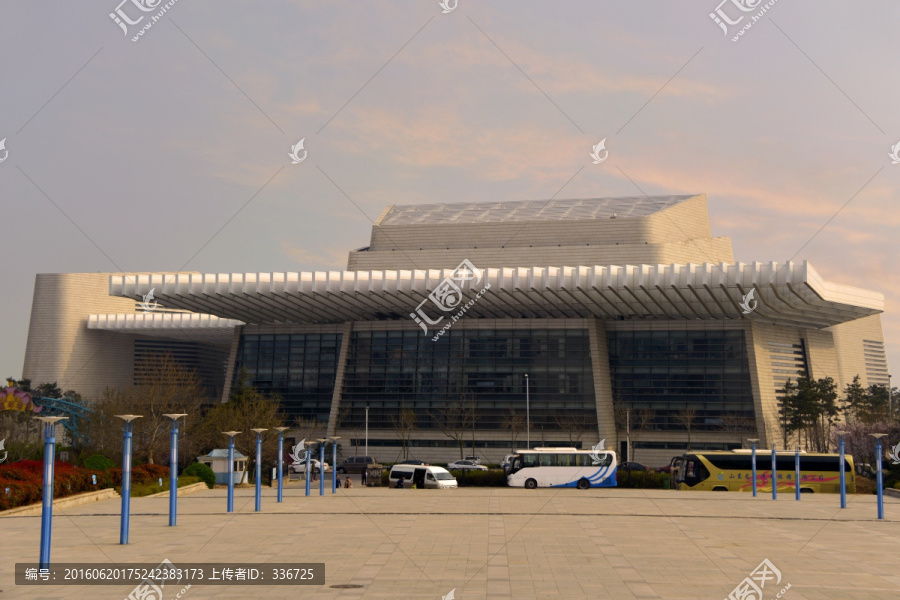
xmin=0 ymin=485 xmax=898 ymax=599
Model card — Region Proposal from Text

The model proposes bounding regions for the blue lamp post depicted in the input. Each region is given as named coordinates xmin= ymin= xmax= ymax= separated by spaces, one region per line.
xmin=747 ymin=438 xmax=759 ymax=497
xmin=870 ymin=433 xmax=887 ymax=520
xmin=330 ymin=437 xmax=341 ymax=493
xmin=318 ymin=439 xmax=327 ymax=496
xmin=305 ymin=441 xmax=311 ymax=497
xmin=222 ymin=431 xmax=241 ymax=513
xmin=771 ymin=445 xmax=778 ymax=500
xmin=794 ymin=447 xmax=801 ymax=501
xmin=36 ymin=416 xmax=68 ymax=570
xmin=836 ymin=430 xmax=847 ymax=509
xmin=163 ymin=414 xmax=187 ymax=526
xmin=251 ymin=428 xmax=267 ymax=512
xmin=115 ymin=415 xmax=143 ymax=545
xmin=274 ymin=427 xmax=289 ymax=503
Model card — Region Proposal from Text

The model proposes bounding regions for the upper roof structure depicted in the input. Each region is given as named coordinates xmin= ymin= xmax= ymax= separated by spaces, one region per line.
xmin=376 ymin=195 xmax=694 ymax=226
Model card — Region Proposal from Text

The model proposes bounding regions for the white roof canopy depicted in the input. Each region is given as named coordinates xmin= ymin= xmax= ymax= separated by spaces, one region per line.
xmin=108 ymin=262 xmax=883 ymax=330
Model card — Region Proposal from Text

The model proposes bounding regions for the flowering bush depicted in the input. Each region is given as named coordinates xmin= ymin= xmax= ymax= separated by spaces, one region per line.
xmin=0 ymin=460 xmax=169 ymax=511
xmin=0 ymin=460 xmax=106 ymax=511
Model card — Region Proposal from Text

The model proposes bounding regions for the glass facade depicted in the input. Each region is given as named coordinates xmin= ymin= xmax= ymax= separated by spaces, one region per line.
xmin=341 ymin=329 xmax=595 ymax=432
xmin=608 ymin=329 xmax=753 ymax=431
xmin=234 ymin=333 xmax=342 ymax=421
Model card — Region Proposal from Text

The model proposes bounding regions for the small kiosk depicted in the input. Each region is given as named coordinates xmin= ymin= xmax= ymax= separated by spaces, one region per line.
xmin=198 ymin=449 xmax=248 ymax=485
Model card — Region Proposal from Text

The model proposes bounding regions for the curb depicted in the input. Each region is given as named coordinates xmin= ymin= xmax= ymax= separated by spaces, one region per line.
xmin=885 ymin=488 xmax=900 ymax=500
xmin=0 ymin=488 xmax=120 ymax=517
xmin=145 ymin=482 xmax=209 ymax=498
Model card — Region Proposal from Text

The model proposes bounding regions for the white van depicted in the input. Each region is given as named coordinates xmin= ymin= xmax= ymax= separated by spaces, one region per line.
xmin=389 ymin=465 xmax=458 ymax=489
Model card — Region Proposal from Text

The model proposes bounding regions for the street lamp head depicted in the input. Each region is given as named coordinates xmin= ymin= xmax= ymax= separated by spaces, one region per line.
xmin=274 ymin=427 xmax=289 ymax=433
xmin=747 ymin=438 xmax=760 ymax=443
xmin=329 ymin=436 xmax=341 ymax=441
xmin=163 ymin=413 xmax=187 ymax=421
xmin=34 ymin=416 xmax=68 ymax=425
xmin=250 ymin=428 xmax=268 ymax=434
xmin=115 ymin=414 xmax=143 ymax=423
xmin=317 ymin=438 xmax=328 ymax=443
xmin=869 ymin=433 xmax=888 ymax=440
xmin=222 ymin=431 xmax=241 ymax=438
xmin=834 ymin=430 xmax=847 ymax=437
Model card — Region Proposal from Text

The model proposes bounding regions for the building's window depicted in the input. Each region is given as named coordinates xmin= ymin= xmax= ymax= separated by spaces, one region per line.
xmin=341 ymin=329 xmax=595 ymax=431
xmin=233 ymin=332 xmax=342 ymax=422
xmin=608 ymin=329 xmax=754 ymax=431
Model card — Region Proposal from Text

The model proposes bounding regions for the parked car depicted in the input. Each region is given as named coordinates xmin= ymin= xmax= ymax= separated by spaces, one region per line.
xmin=290 ymin=459 xmax=329 ymax=474
xmin=397 ymin=459 xmax=430 ymax=466
xmin=620 ymin=462 xmax=648 ymax=471
xmin=336 ymin=456 xmax=380 ymax=474
xmin=389 ymin=465 xmax=458 ymax=489
xmin=447 ymin=460 xmax=488 ymax=471
xmin=464 ymin=455 xmax=482 ymax=465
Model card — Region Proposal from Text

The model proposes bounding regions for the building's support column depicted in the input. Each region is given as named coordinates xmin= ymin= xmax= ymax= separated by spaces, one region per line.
xmin=326 ymin=322 xmax=355 ymax=437
xmin=587 ymin=318 xmax=616 ymax=449
xmin=220 ymin=326 xmax=243 ymax=404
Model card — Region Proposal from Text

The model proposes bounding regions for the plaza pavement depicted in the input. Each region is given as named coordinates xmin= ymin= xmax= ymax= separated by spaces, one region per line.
xmin=1 ymin=478 xmax=898 ymax=600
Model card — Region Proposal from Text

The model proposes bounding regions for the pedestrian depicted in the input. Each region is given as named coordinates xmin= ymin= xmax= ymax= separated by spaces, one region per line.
xmin=336 ymin=474 xmax=341 ymax=488
xmin=344 ymin=477 xmax=353 ymax=489
xmin=361 ymin=469 xmax=368 ymax=486
xmin=396 ymin=476 xmax=405 ymax=489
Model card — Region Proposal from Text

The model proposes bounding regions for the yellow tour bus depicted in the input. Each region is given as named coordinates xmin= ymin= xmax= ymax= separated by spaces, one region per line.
xmin=673 ymin=450 xmax=855 ymax=493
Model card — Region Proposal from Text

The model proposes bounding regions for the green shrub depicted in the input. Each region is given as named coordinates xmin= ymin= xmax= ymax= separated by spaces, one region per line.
xmin=448 ymin=469 xmax=507 ymax=487
xmin=183 ymin=462 xmax=216 ymax=489
xmin=616 ymin=469 xmax=669 ymax=489
xmin=83 ymin=454 xmax=115 ymax=471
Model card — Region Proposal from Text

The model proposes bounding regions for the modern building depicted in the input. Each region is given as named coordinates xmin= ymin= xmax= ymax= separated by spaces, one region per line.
xmin=22 ymin=194 xmax=888 ymax=465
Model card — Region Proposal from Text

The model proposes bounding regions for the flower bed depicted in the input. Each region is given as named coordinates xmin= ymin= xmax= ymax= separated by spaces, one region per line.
xmin=0 ymin=460 xmax=107 ymax=511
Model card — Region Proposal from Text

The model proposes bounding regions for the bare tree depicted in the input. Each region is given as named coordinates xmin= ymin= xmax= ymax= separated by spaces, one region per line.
xmin=391 ymin=408 xmax=418 ymax=460
xmin=84 ymin=354 xmax=208 ymax=465
xmin=429 ymin=401 xmax=475 ymax=460
xmin=719 ymin=415 xmax=756 ymax=447
xmin=672 ymin=408 xmax=698 ymax=452
xmin=501 ymin=411 xmax=525 ymax=453
xmin=553 ymin=411 xmax=594 ymax=446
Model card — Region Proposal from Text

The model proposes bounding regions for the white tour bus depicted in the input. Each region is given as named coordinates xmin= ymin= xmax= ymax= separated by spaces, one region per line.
xmin=507 ymin=447 xmax=618 ymax=489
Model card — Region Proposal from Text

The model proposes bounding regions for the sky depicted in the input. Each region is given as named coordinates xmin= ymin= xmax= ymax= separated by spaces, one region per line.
xmin=1 ymin=0 xmax=898 ymax=384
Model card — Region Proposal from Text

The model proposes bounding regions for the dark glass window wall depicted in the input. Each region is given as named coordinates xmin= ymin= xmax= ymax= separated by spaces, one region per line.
xmin=341 ymin=329 xmax=596 ymax=431
xmin=233 ymin=333 xmax=342 ymax=421
xmin=608 ymin=329 xmax=754 ymax=431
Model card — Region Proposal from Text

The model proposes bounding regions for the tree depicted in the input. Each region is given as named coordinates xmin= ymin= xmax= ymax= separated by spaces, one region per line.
xmin=501 ymin=410 xmax=525 ymax=453
xmin=83 ymin=354 xmax=209 ymax=465
xmin=553 ymin=411 xmax=594 ymax=446
xmin=430 ymin=400 xmax=475 ymax=460
xmin=719 ymin=415 xmax=756 ymax=447
xmin=196 ymin=379 xmax=285 ymax=466
xmin=842 ymin=375 xmax=867 ymax=422
xmin=391 ymin=408 xmax=418 ymax=461
xmin=673 ymin=408 xmax=698 ymax=452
